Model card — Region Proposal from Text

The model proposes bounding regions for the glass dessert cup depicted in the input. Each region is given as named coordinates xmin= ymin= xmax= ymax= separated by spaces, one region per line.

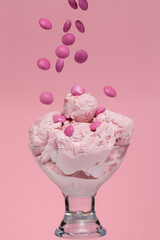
xmin=30 ymin=144 xmax=129 ymax=239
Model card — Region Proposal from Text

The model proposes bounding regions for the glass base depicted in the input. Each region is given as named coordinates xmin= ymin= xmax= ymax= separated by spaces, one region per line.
xmin=55 ymin=196 xmax=106 ymax=239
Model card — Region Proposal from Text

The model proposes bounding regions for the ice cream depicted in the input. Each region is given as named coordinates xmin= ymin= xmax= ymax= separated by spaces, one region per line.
xmin=63 ymin=93 xmax=98 ymax=122
xmin=29 ymin=87 xmax=134 ymax=196
xmin=95 ymin=109 xmax=134 ymax=145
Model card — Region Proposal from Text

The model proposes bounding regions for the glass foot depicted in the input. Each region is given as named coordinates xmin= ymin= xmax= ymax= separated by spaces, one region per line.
xmin=55 ymin=196 xmax=106 ymax=239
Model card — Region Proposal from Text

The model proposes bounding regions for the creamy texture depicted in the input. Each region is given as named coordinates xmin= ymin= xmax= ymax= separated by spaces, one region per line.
xmin=95 ymin=110 xmax=134 ymax=145
xmin=29 ymin=111 xmax=67 ymax=163
xmin=63 ymin=93 xmax=98 ymax=122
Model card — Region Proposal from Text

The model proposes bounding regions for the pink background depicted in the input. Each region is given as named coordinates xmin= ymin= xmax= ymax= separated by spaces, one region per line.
xmin=1 ymin=0 xmax=160 ymax=239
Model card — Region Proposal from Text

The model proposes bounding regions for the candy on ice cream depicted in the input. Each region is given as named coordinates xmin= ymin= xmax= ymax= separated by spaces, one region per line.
xmin=71 ymin=85 xmax=85 ymax=96
xmin=64 ymin=125 xmax=74 ymax=137
xmin=53 ymin=115 xmax=66 ymax=123
xmin=95 ymin=107 xmax=106 ymax=117
xmin=90 ymin=121 xmax=102 ymax=131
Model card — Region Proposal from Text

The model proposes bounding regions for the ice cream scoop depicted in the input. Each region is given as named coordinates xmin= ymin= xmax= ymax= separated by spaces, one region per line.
xmin=63 ymin=93 xmax=98 ymax=122
xmin=95 ymin=109 xmax=134 ymax=145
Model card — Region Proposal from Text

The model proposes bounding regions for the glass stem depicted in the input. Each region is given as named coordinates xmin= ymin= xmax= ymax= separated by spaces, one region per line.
xmin=65 ymin=195 xmax=95 ymax=215
xmin=55 ymin=195 xmax=106 ymax=238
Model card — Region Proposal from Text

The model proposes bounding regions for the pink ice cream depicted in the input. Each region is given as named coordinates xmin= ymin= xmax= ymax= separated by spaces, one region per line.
xmin=29 ymin=111 xmax=68 ymax=163
xmin=63 ymin=93 xmax=98 ymax=122
xmin=29 ymin=90 xmax=134 ymax=196
xmin=95 ymin=109 xmax=134 ymax=145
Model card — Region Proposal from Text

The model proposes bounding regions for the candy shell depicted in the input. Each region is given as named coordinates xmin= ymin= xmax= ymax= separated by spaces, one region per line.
xmin=104 ymin=86 xmax=117 ymax=97
xmin=63 ymin=20 xmax=72 ymax=32
xmin=55 ymin=59 xmax=64 ymax=72
xmin=68 ymin=0 xmax=78 ymax=9
xmin=90 ymin=121 xmax=102 ymax=132
xmin=78 ymin=0 xmax=88 ymax=10
xmin=62 ymin=33 xmax=75 ymax=45
xmin=55 ymin=45 xmax=70 ymax=59
xmin=71 ymin=85 xmax=85 ymax=96
xmin=37 ymin=58 xmax=50 ymax=70
xmin=75 ymin=20 xmax=85 ymax=33
xmin=64 ymin=125 xmax=74 ymax=137
xmin=53 ymin=115 xmax=66 ymax=123
xmin=39 ymin=92 xmax=54 ymax=104
xmin=74 ymin=49 xmax=88 ymax=63
xmin=39 ymin=18 xmax=52 ymax=30
xmin=95 ymin=107 xmax=106 ymax=117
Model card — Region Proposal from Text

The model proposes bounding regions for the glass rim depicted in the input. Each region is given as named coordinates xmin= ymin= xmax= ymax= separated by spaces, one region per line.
xmin=29 ymin=143 xmax=130 ymax=150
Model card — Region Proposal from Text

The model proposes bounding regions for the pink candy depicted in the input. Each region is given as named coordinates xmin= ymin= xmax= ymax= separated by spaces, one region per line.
xmin=78 ymin=0 xmax=88 ymax=10
xmin=68 ymin=0 xmax=78 ymax=9
xmin=71 ymin=85 xmax=86 ymax=96
xmin=53 ymin=115 xmax=66 ymax=123
xmin=55 ymin=45 xmax=70 ymax=59
xmin=90 ymin=121 xmax=102 ymax=132
xmin=63 ymin=20 xmax=72 ymax=32
xmin=39 ymin=92 xmax=54 ymax=104
xmin=75 ymin=20 xmax=85 ymax=33
xmin=39 ymin=18 xmax=52 ymax=30
xmin=74 ymin=49 xmax=88 ymax=63
xmin=37 ymin=58 xmax=50 ymax=70
xmin=62 ymin=33 xmax=75 ymax=46
xmin=104 ymin=86 xmax=117 ymax=97
xmin=55 ymin=59 xmax=64 ymax=72
xmin=64 ymin=125 xmax=74 ymax=137
xmin=95 ymin=107 xmax=106 ymax=117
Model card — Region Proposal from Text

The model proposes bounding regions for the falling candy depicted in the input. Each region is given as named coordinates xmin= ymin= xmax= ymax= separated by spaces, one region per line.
xmin=104 ymin=86 xmax=117 ymax=97
xmin=39 ymin=18 xmax=52 ymax=30
xmin=55 ymin=45 xmax=70 ymax=59
xmin=74 ymin=49 xmax=88 ymax=63
xmin=55 ymin=59 xmax=64 ymax=72
xmin=68 ymin=0 xmax=78 ymax=9
xmin=37 ymin=58 xmax=50 ymax=70
xmin=75 ymin=20 xmax=85 ymax=33
xmin=78 ymin=0 xmax=88 ymax=11
xmin=39 ymin=92 xmax=54 ymax=104
xmin=62 ymin=33 xmax=75 ymax=45
xmin=63 ymin=20 xmax=72 ymax=32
